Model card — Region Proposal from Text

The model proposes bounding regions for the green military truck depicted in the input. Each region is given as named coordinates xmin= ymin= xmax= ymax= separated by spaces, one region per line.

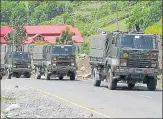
xmin=4 ymin=51 xmax=32 ymax=79
xmin=89 ymin=31 xmax=159 ymax=91
xmin=0 ymin=64 xmax=5 ymax=80
xmin=37 ymin=45 xmax=77 ymax=80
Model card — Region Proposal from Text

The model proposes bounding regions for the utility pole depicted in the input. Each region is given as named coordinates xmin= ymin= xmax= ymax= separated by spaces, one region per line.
xmin=115 ymin=1 xmax=119 ymax=31
xmin=12 ymin=26 xmax=15 ymax=52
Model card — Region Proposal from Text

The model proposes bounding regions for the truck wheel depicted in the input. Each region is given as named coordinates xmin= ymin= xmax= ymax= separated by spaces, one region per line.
xmin=0 ymin=75 xmax=2 ymax=80
xmin=91 ymin=68 xmax=94 ymax=79
xmin=6 ymin=69 xmax=11 ymax=79
xmin=147 ymin=77 xmax=157 ymax=91
xmin=16 ymin=73 xmax=21 ymax=78
xmin=45 ymin=72 xmax=51 ymax=80
xmin=25 ymin=73 xmax=31 ymax=78
xmin=128 ymin=83 xmax=135 ymax=89
xmin=59 ymin=75 xmax=63 ymax=80
xmin=107 ymin=69 xmax=117 ymax=90
xmin=70 ymin=72 xmax=75 ymax=80
xmin=36 ymin=73 xmax=41 ymax=79
xmin=93 ymin=68 xmax=101 ymax=86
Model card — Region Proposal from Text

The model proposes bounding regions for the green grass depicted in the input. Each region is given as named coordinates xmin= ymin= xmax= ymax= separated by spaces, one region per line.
xmin=1 ymin=97 xmax=17 ymax=101
xmin=102 ymin=19 xmax=127 ymax=31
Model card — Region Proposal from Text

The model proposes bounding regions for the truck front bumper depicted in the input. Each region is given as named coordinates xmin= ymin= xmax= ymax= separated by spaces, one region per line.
xmin=115 ymin=67 xmax=158 ymax=76
xmin=11 ymin=68 xmax=32 ymax=73
xmin=49 ymin=66 xmax=77 ymax=73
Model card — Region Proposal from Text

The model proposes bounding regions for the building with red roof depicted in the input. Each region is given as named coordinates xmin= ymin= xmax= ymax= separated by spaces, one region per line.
xmin=0 ymin=26 xmax=12 ymax=44
xmin=0 ymin=24 xmax=83 ymax=59
xmin=23 ymin=24 xmax=84 ymax=44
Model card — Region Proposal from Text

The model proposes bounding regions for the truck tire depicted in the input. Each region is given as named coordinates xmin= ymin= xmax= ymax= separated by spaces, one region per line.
xmin=70 ymin=72 xmax=75 ymax=80
xmin=36 ymin=73 xmax=41 ymax=79
xmin=45 ymin=72 xmax=51 ymax=80
xmin=93 ymin=68 xmax=101 ymax=86
xmin=107 ymin=69 xmax=117 ymax=90
xmin=147 ymin=77 xmax=157 ymax=91
xmin=0 ymin=75 xmax=2 ymax=80
xmin=128 ymin=83 xmax=135 ymax=89
xmin=6 ymin=69 xmax=11 ymax=79
xmin=16 ymin=73 xmax=21 ymax=78
xmin=59 ymin=75 xmax=63 ymax=80
xmin=25 ymin=73 xmax=31 ymax=78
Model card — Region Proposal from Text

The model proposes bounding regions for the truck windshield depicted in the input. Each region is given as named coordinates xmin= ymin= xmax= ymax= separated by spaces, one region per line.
xmin=11 ymin=52 xmax=30 ymax=60
xmin=52 ymin=46 xmax=73 ymax=55
xmin=120 ymin=35 xmax=155 ymax=49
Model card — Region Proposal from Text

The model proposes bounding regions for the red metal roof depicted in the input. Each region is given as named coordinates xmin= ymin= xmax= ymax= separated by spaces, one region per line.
xmin=45 ymin=36 xmax=57 ymax=44
xmin=0 ymin=37 xmax=11 ymax=44
xmin=72 ymin=36 xmax=84 ymax=43
xmin=24 ymin=25 xmax=74 ymax=35
xmin=22 ymin=37 xmax=33 ymax=44
xmin=2 ymin=25 xmax=84 ymax=44
xmin=0 ymin=26 xmax=12 ymax=36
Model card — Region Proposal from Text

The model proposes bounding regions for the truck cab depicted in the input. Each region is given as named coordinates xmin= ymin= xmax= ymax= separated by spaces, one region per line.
xmin=90 ymin=31 xmax=159 ymax=91
xmin=4 ymin=51 xmax=32 ymax=79
xmin=39 ymin=45 xmax=77 ymax=80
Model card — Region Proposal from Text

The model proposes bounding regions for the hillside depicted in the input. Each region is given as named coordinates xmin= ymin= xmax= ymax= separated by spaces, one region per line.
xmin=1 ymin=1 xmax=162 ymax=53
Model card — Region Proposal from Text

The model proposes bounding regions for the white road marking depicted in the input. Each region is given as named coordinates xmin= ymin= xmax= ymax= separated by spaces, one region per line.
xmin=145 ymin=96 xmax=152 ymax=99
xmin=140 ymin=95 xmax=152 ymax=99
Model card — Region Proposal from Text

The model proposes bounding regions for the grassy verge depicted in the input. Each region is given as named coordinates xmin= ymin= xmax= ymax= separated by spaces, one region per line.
xmin=1 ymin=97 xmax=17 ymax=101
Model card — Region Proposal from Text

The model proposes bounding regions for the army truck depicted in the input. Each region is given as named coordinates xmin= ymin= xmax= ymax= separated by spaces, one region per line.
xmin=4 ymin=51 xmax=32 ymax=79
xmin=0 ymin=64 xmax=5 ymax=80
xmin=89 ymin=31 xmax=159 ymax=91
xmin=36 ymin=45 xmax=77 ymax=80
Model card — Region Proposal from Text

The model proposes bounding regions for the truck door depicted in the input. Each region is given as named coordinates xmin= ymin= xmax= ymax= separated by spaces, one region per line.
xmin=109 ymin=34 xmax=118 ymax=58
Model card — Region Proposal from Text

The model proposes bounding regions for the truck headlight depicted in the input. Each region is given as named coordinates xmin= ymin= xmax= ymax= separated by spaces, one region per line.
xmin=151 ymin=61 xmax=157 ymax=67
xmin=71 ymin=63 xmax=74 ymax=66
xmin=13 ymin=65 xmax=16 ymax=68
xmin=120 ymin=59 xmax=127 ymax=66
xmin=53 ymin=64 xmax=56 ymax=66
xmin=28 ymin=65 xmax=31 ymax=68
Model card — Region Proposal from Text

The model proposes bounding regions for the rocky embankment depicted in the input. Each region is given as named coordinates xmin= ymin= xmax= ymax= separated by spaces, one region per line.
xmin=1 ymin=82 xmax=99 ymax=118
xmin=76 ymin=55 xmax=91 ymax=79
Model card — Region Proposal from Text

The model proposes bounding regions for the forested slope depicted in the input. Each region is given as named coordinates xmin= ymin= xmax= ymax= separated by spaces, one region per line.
xmin=1 ymin=1 xmax=162 ymax=53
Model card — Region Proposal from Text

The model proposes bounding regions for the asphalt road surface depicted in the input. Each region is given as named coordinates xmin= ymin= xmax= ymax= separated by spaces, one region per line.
xmin=1 ymin=77 xmax=162 ymax=118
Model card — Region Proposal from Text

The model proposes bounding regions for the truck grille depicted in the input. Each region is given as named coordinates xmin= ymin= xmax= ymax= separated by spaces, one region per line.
xmin=128 ymin=59 xmax=151 ymax=68
xmin=16 ymin=64 xmax=28 ymax=68
xmin=56 ymin=62 xmax=71 ymax=66
xmin=129 ymin=52 xmax=150 ymax=59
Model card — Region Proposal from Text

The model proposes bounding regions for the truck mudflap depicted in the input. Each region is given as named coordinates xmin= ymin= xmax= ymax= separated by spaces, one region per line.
xmin=115 ymin=67 xmax=158 ymax=76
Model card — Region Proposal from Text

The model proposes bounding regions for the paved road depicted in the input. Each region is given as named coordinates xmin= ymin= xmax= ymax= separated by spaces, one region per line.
xmin=1 ymin=77 xmax=162 ymax=118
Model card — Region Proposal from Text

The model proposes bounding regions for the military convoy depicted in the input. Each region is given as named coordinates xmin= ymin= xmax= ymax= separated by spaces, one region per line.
xmin=89 ymin=31 xmax=159 ymax=91
xmin=4 ymin=51 xmax=32 ymax=79
xmin=35 ymin=44 xmax=77 ymax=80
xmin=1 ymin=30 xmax=159 ymax=91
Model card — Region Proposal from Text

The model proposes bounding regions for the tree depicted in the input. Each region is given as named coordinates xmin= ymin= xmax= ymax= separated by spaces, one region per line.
xmin=56 ymin=27 xmax=74 ymax=45
xmin=56 ymin=36 xmax=61 ymax=45
xmin=61 ymin=27 xmax=73 ymax=44
xmin=144 ymin=18 xmax=162 ymax=36
xmin=1 ymin=1 xmax=17 ymax=25
xmin=142 ymin=1 xmax=162 ymax=29
xmin=6 ymin=26 xmax=27 ymax=51
xmin=10 ymin=2 xmax=28 ymax=26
